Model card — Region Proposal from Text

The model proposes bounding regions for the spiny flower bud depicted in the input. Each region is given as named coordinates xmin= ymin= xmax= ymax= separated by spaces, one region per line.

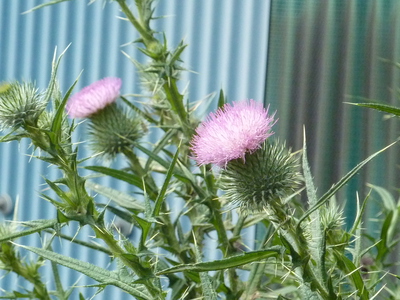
xmin=0 ymin=82 xmax=46 ymax=130
xmin=88 ymin=103 xmax=143 ymax=159
xmin=220 ymin=141 xmax=302 ymax=211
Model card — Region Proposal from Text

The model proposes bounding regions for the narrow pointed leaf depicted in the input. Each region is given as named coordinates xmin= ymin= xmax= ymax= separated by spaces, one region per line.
xmin=157 ymin=248 xmax=281 ymax=275
xmin=218 ymin=89 xmax=226 ymax=108
xmin=86 ymin=180 xmax=144 ymax=211
xmin=17 ymin=245 xmax=152 ymax=300
xmin=144 ymin=129 xmax=176 ymax=171
xmin=131 ymin=214 xmax=152 ymax=247
xmin=120 ymin=95 xmax=158 ymax=125
xmin=23 ymin=0 xmax=72 ymax=14
xmin=0 ymin=219 xmax=58 ymax=243
xmin=152 ymin=146 xmax=180 ymax=217
xmin=84 ymin=166 xmax=156 ymax=200
xmin=346 ymin=102 xmax=400 ymax=117
xmin=44 ymin=178 xmax=73 ymax=206
xmin=367 ymin=184 xmax=396 ymax=211
xmin=298 ymin=139 xmax=398 ymax=226
xmin=134 ymin=143 xmax=171 ymax=171
xmin=42 ymin=45 xmax=71 ymax=106
xmin=333 ymin=250 xmax=369 ymax=299
xmin=49 ymin=71 xmax=81 ymax=146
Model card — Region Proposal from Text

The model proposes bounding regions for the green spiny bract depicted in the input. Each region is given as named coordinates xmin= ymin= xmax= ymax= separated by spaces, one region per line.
xmin=220 ymin=140 xmax=302 ymax=211
xmin=0 ymin=82 xmax=46 ymax=130
xmin=88 ymin=103 xmax=143 ymax=159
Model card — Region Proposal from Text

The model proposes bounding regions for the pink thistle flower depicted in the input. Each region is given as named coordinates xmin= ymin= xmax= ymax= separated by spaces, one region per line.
xmin=191 ymin=100 xmax=276 ymax=167
xmin=66 ymin=77 xmax=122 ymax=118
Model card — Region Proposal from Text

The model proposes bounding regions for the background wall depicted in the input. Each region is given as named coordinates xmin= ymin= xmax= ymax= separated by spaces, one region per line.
xmin=265 ymin=0 xmax=400 ymax=227
xmin=0 ymin=0 xmax=271 ymax=297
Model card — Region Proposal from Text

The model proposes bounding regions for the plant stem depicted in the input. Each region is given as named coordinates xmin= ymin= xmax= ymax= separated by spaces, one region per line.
xmin=91 ymin=223 xmax=163 ymax=299
xmin=209 ymin=199 xmax=238 ymax=294
xmin=116 ymin=0 xmax=192 ymax=140
xmin=275 ymin=220 xmax=331 ymax=299
xmin=122 ymin=147 xmax=158 ymax=199
xmin=1 ymin=244 xmax=51 ymax=300
xmin=244 ymin=224 xmax=273 ymax=300
xmin=115 ymin=0 xmax=156 ymax=46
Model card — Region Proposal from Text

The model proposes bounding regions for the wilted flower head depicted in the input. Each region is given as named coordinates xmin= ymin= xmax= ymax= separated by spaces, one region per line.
xmin=66 ymin=77 xmax=122 ymax=118
xmin=191 ymin=100 xmax=275 ymax=167
xmin=0 ymin=82 xmax=46 ymax=130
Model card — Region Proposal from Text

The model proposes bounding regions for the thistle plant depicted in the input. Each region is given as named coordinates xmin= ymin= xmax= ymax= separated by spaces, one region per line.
xmin=1 ymin=0 xmax=400 ymax=299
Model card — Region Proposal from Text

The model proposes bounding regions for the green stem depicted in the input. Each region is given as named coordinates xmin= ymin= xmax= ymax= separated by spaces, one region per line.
xmin=122 ymin=148 xmax=158 ymax=198
xmin=232 ymin=214 xmax=246 ymax=238
xmin=244 ymin=225 xmax=272 ymax=300
xmin=116 ymin=0 xmax=192 ymax=141
xmin=1 ymin=244 xmax=51 ymax=300
xmin=162 ymin=79 xmax=191 ymax=138
xmin=264 ymin=200 xmax=332 ymax=299
xmin=91 ymin=224 xmax=163 ymax=299
xmin=272 ymin=219 xmax=330 ymax=299
xmin=209 ymin=199 xmax=238 ymax=294
xmin=116 ymin=0 xmax=156 ymax=45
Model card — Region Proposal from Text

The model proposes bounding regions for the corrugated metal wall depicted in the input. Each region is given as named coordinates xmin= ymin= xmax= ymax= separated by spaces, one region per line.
xmin=0 ymin=0 xmax=271 ymax=297
xmin=265 ymin=0 xmax=400 ymax=226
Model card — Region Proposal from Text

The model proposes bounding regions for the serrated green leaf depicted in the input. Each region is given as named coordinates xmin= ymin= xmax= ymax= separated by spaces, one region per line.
xmin=86 ymin=180 xmax=144 ymax=211
xmin=0 ymin=219 xmax=59 ymax=243
xmin=157 ymin=248 xmax=281 ymax=275
xmin=302 ymin=130 xmax=325 ymax=284
xmin=298 ymin=139 xmax=398 ymax=227
xmin=17 ymin=245 xmax=152 ymax=300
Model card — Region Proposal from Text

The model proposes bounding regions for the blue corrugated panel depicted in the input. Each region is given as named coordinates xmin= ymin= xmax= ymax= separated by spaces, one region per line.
xmin=0 ymin=0 xmax=271 ymax=297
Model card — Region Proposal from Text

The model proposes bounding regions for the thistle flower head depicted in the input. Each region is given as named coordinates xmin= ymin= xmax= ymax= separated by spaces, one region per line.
xmin=191 ymin=100 xmax=275 ymax=167
xmin=0 ymin=82 xmax=46 ymax=130
xmin=66 ymin=77 xmax=122 ymax=118
xmin=88 ymin=103 xmax=143 ymax=159
xmin=220 ymin=141 xmax=302 ymax=211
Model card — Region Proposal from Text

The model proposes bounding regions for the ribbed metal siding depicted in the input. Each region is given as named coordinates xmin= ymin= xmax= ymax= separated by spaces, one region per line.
xmin=265 ymin=0 xmax=400 ymax=224
xmin=0 ymin=0 xmax=271 ymax=297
